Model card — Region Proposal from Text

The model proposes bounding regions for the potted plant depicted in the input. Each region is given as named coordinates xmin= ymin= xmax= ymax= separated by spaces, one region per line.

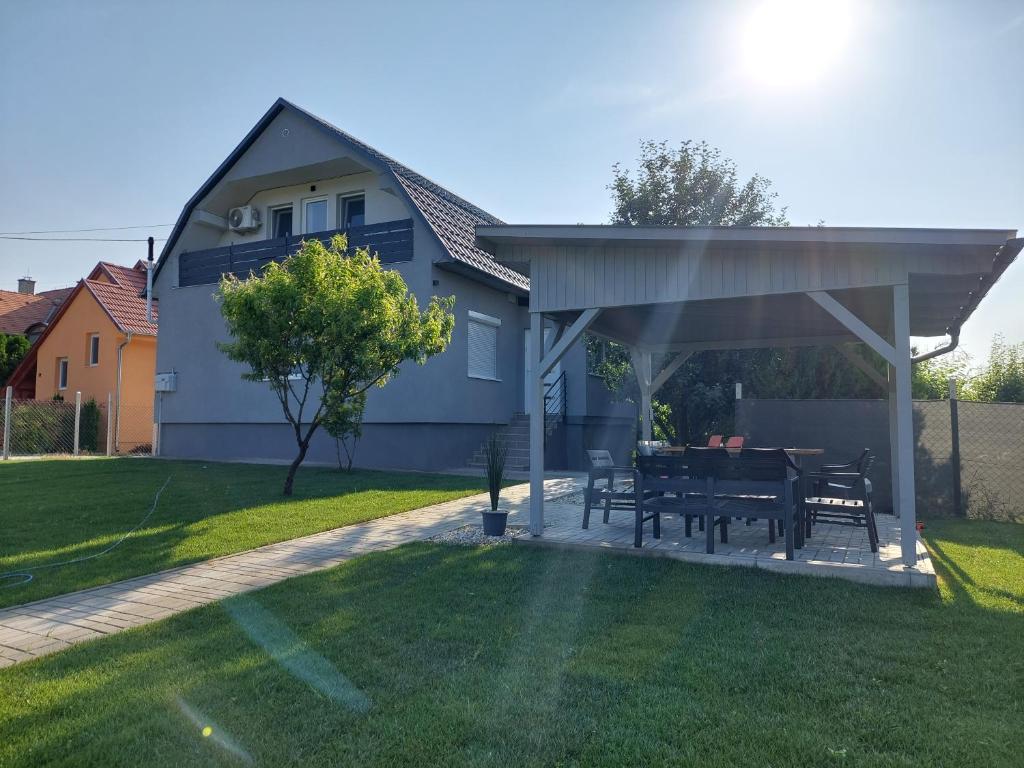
xmin=481 ymin=433 xmax=509 ymax=536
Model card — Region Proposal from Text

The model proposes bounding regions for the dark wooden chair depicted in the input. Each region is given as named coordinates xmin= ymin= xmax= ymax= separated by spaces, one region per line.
xmin=634 ymin=454 xmax=712 ymax=548
xmin=804 ymin=454 xmax=879 ymax=552
xmin=583 ymin=450 xmax=638 ymax=529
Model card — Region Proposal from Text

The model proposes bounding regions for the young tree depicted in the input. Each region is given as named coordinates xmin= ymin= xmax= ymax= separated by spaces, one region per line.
xmin=0 ymin=333 xmax=30 ymax=386
xmin=218 ymin=235 xmax=455 ymax=495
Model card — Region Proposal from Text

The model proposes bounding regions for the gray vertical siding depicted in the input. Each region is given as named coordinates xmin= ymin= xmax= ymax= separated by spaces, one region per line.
xmin=499 ymin=242 xmax=995 ymax=313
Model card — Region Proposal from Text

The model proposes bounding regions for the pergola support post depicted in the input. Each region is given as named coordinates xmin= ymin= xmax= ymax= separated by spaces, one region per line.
xmin=630 ymin=348 xmax=653 ymax=441
xmin=529 ymin=314 xmax=546 ymax=536
xmin=891 ymin=284 xmax=917 ymax=567
xmin=529 ymin=308 xmax=602 ymax=536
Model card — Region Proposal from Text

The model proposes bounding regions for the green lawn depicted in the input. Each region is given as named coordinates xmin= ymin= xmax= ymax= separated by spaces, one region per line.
xmin=0 ymin=458 xmax=492 ymax=608
xmin=0 ymin=519 xmax=1020 ymax=767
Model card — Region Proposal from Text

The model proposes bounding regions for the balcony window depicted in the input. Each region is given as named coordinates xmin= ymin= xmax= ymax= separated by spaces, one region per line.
xmin=271 ymin=206 xmax=293 ymax=239
xmin=340 ymin=195 xmax=365 ymax=228
xmin=304 ymin=198 xmax=328 ymax=234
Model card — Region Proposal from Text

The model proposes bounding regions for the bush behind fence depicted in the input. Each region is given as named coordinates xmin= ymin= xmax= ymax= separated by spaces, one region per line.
xmin=0 ymin=393 xmax=152 ymax=457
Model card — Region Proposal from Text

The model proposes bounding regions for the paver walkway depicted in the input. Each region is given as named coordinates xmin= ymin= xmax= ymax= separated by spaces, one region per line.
xmin=0 ymin=478 xmax=576 ymax=668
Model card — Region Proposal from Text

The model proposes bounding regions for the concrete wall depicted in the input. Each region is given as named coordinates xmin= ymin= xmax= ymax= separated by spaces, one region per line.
xmin=734 ymin=398 xmax=958 ymax=516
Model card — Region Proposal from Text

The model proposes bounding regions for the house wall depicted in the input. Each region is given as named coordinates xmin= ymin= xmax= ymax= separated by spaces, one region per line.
xmin=31 ymin=290 xmax=155 ymax=448
xmin=154 ymin=200 xmax=544 ymax=469
xmin=33 ymin=290 xmax=119 ymax=403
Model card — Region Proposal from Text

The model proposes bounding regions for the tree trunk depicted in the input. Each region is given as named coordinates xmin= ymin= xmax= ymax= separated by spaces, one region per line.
xmin=283 ymin=440 xmax=310 ymax=496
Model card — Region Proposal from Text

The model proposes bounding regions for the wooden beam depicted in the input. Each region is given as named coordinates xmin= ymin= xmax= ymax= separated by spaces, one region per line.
xmin=891 ymin=284 xmax=917 ymax=567
xmin=638 ymin=334 xmax=855 ymax=354
xmin=529 ymin=314 xmax=546 ymax=536
xmin=806 ymin=291 xmax=897 ymax=366
xmin=651 ymin=349 xmax=694 ymax=394
xmin=836 ymin=344 xmax=887 ymax=389
xmin=629 ymin=347 xmax=653 ymax=441
xmin=539 ymin=308 xmax=601 ymax=377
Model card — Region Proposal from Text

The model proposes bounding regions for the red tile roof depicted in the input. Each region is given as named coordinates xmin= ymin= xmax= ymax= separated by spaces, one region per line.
xmin=0 ymin=287 xmax=73 ymax=336
xmin=84 ymin=263 xmax=157 ymax=336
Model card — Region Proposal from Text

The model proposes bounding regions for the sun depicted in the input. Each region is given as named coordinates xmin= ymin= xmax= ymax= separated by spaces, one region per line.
xmin=740 ymin=0 xmax=857 ymax=89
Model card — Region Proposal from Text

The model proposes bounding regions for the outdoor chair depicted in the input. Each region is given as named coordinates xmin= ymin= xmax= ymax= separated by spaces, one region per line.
xmin=810 ymin=448 xmax=876 ymax=511
xmin=804 ymin=454 xmax=879 ymax=552
xmin=583 ymin=449 xmax=639 ymax=529
xmin=634 ymin=454 xmax=711 ymax=548
xmin=689 ymin=447 xmax=801 ymax=560
xmin=707 ymin=435 xmax=724 ymax=448
xmin=725 ymin=436 xmax=745 ymax=449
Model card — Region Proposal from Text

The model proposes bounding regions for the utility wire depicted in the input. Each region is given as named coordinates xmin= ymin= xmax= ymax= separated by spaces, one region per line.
xmin=0 ymin=224 xmax=173 ymax=235
xmin=0 ymin=476 xmax=173 ymax=589
xmin=0 ymin=236 xmax=168 ymax=242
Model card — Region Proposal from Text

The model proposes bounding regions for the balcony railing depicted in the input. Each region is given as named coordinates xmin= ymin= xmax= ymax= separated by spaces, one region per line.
xmin=178 ymin=218 xmax=414 ymax=287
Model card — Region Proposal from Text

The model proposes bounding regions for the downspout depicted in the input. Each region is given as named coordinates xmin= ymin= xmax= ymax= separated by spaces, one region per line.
xmin=911 ymin=327 xmax=959 ymax=364
xmin=115 ymin=332 xmax=133 ymax=452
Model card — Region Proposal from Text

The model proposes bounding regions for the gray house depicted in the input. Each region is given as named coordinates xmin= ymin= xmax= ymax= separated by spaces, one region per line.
xmin=150 ymin=98 xmax=632 ymax=471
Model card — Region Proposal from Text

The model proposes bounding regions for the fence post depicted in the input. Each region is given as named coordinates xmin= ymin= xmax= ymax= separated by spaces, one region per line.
xmin=73 ymin=391 xmax=82 ymax=457
xmin=949 ymin=376 xmax=963 ymax=517
xmin=106 ymin=393 xmax=114 ymax=456
xmin=2 ymin=386 xmax=11 ymax=460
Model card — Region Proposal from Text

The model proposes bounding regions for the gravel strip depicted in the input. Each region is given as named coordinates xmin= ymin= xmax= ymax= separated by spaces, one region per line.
xmin=430 ymin=524 xmax=530 ymax=546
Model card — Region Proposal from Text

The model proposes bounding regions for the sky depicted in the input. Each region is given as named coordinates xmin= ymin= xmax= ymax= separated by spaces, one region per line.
xmin=1 ymin=0 xmax=1021 ymax=364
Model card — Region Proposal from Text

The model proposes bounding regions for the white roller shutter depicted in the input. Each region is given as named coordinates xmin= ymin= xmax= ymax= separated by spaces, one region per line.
xmin=467 ymin=311 xmax=500 ymax=380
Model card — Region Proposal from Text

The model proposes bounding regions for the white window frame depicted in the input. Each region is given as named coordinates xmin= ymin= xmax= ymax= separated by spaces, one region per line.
xmin=87 ymin=333 xmax=100 ymax=366
xmin=57 ymin=357 xmax=69 ymax=390
xmin=467 ymin=310 xmax=501 ymax=382
xmin=269 ymin=204 xmax=294 ymax=239
xmin=338 ymin=192 xmax=366 ymax=230
xmin=301 ymin=195 xmax=329 ymax=234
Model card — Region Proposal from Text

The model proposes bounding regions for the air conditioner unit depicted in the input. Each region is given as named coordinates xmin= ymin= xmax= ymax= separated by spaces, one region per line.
xmin=227 ymin=205 xmax=261 ymax=233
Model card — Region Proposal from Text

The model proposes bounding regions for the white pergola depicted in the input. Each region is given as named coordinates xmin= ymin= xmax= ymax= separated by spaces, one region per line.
xmin=476 ymin=225 xmax=1021 ymax=568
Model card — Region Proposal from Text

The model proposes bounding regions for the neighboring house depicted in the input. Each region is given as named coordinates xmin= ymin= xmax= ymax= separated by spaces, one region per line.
xmin=0 ymin=278 xmax=73 ymax=343
xmin=151 ymin=98 xmax=632 ymax=471
xmin=7 ymin=262 xmax=158 ymax=451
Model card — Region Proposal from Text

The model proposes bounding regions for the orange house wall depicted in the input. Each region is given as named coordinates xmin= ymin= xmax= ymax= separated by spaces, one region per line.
xmin=32 ymin=289 xmax=156 ymax=448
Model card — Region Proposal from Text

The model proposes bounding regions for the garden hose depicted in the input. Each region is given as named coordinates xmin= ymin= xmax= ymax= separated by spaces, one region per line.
xmin=0 ymin=475 xmax=172 ymax=590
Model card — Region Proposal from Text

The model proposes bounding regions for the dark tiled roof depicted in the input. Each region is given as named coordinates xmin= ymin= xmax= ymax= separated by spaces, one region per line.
xmin=84 ymin=263 xmax=158 ymax=336
xmin=0 ymin=287 xmax=73 ymax=336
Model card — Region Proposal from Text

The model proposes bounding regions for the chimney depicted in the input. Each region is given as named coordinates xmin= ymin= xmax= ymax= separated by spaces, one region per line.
xmin=17 ymin=277 xmax=35 ymax=295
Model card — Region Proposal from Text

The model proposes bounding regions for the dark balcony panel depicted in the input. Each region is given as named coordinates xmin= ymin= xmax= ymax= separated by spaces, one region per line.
xmin=178 ymin=218 xmax=414 ymax=287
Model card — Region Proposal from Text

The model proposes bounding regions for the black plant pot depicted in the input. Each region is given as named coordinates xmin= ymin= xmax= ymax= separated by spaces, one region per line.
xmin=481 ymin=510 xmax=509 ymax=536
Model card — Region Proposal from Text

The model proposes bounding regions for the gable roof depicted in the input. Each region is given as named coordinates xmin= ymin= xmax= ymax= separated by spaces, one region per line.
xmin=85 ymin=262 xmax=158 ymax=335
xmin=154 ymin=98 xmax=528 ymax=293
xmin=0 ymin=287 xmax=73 ymax=336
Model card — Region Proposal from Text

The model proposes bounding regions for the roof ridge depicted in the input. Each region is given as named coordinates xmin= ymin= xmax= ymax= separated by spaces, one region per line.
xmin=278 ymin=98 xmax=505 ymax=226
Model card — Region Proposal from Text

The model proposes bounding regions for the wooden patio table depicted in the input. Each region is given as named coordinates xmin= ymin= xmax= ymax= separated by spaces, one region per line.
xmin=651 ymin=447 xmax=823 ymax=550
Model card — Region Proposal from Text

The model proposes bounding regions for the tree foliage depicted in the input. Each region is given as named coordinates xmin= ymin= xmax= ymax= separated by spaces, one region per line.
xmin=218 ymin=235 xmax=455 ymax=494
xmin=609 ymin=140 xmax=790 ymax=227
xmin=0 ymin=333 xmax=30 ymax=386
xmin=587 ymin=338 xmax=885 ymax=444
xmin=912 ymin=336 xmax=1024 ymax=403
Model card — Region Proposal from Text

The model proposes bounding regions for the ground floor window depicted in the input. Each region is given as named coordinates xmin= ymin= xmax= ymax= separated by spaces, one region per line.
xmin=468 ymin=310 xmax=500 ymax=380
xmin=57 ymin=357 xmax=68 ymax=390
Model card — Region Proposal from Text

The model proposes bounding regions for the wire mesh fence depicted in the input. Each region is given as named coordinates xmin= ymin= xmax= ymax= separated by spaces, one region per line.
xmin=957 ymin=400 xmax=1024 ymax=522
xmin=0 ymin=391 xmax=153 ymax=458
